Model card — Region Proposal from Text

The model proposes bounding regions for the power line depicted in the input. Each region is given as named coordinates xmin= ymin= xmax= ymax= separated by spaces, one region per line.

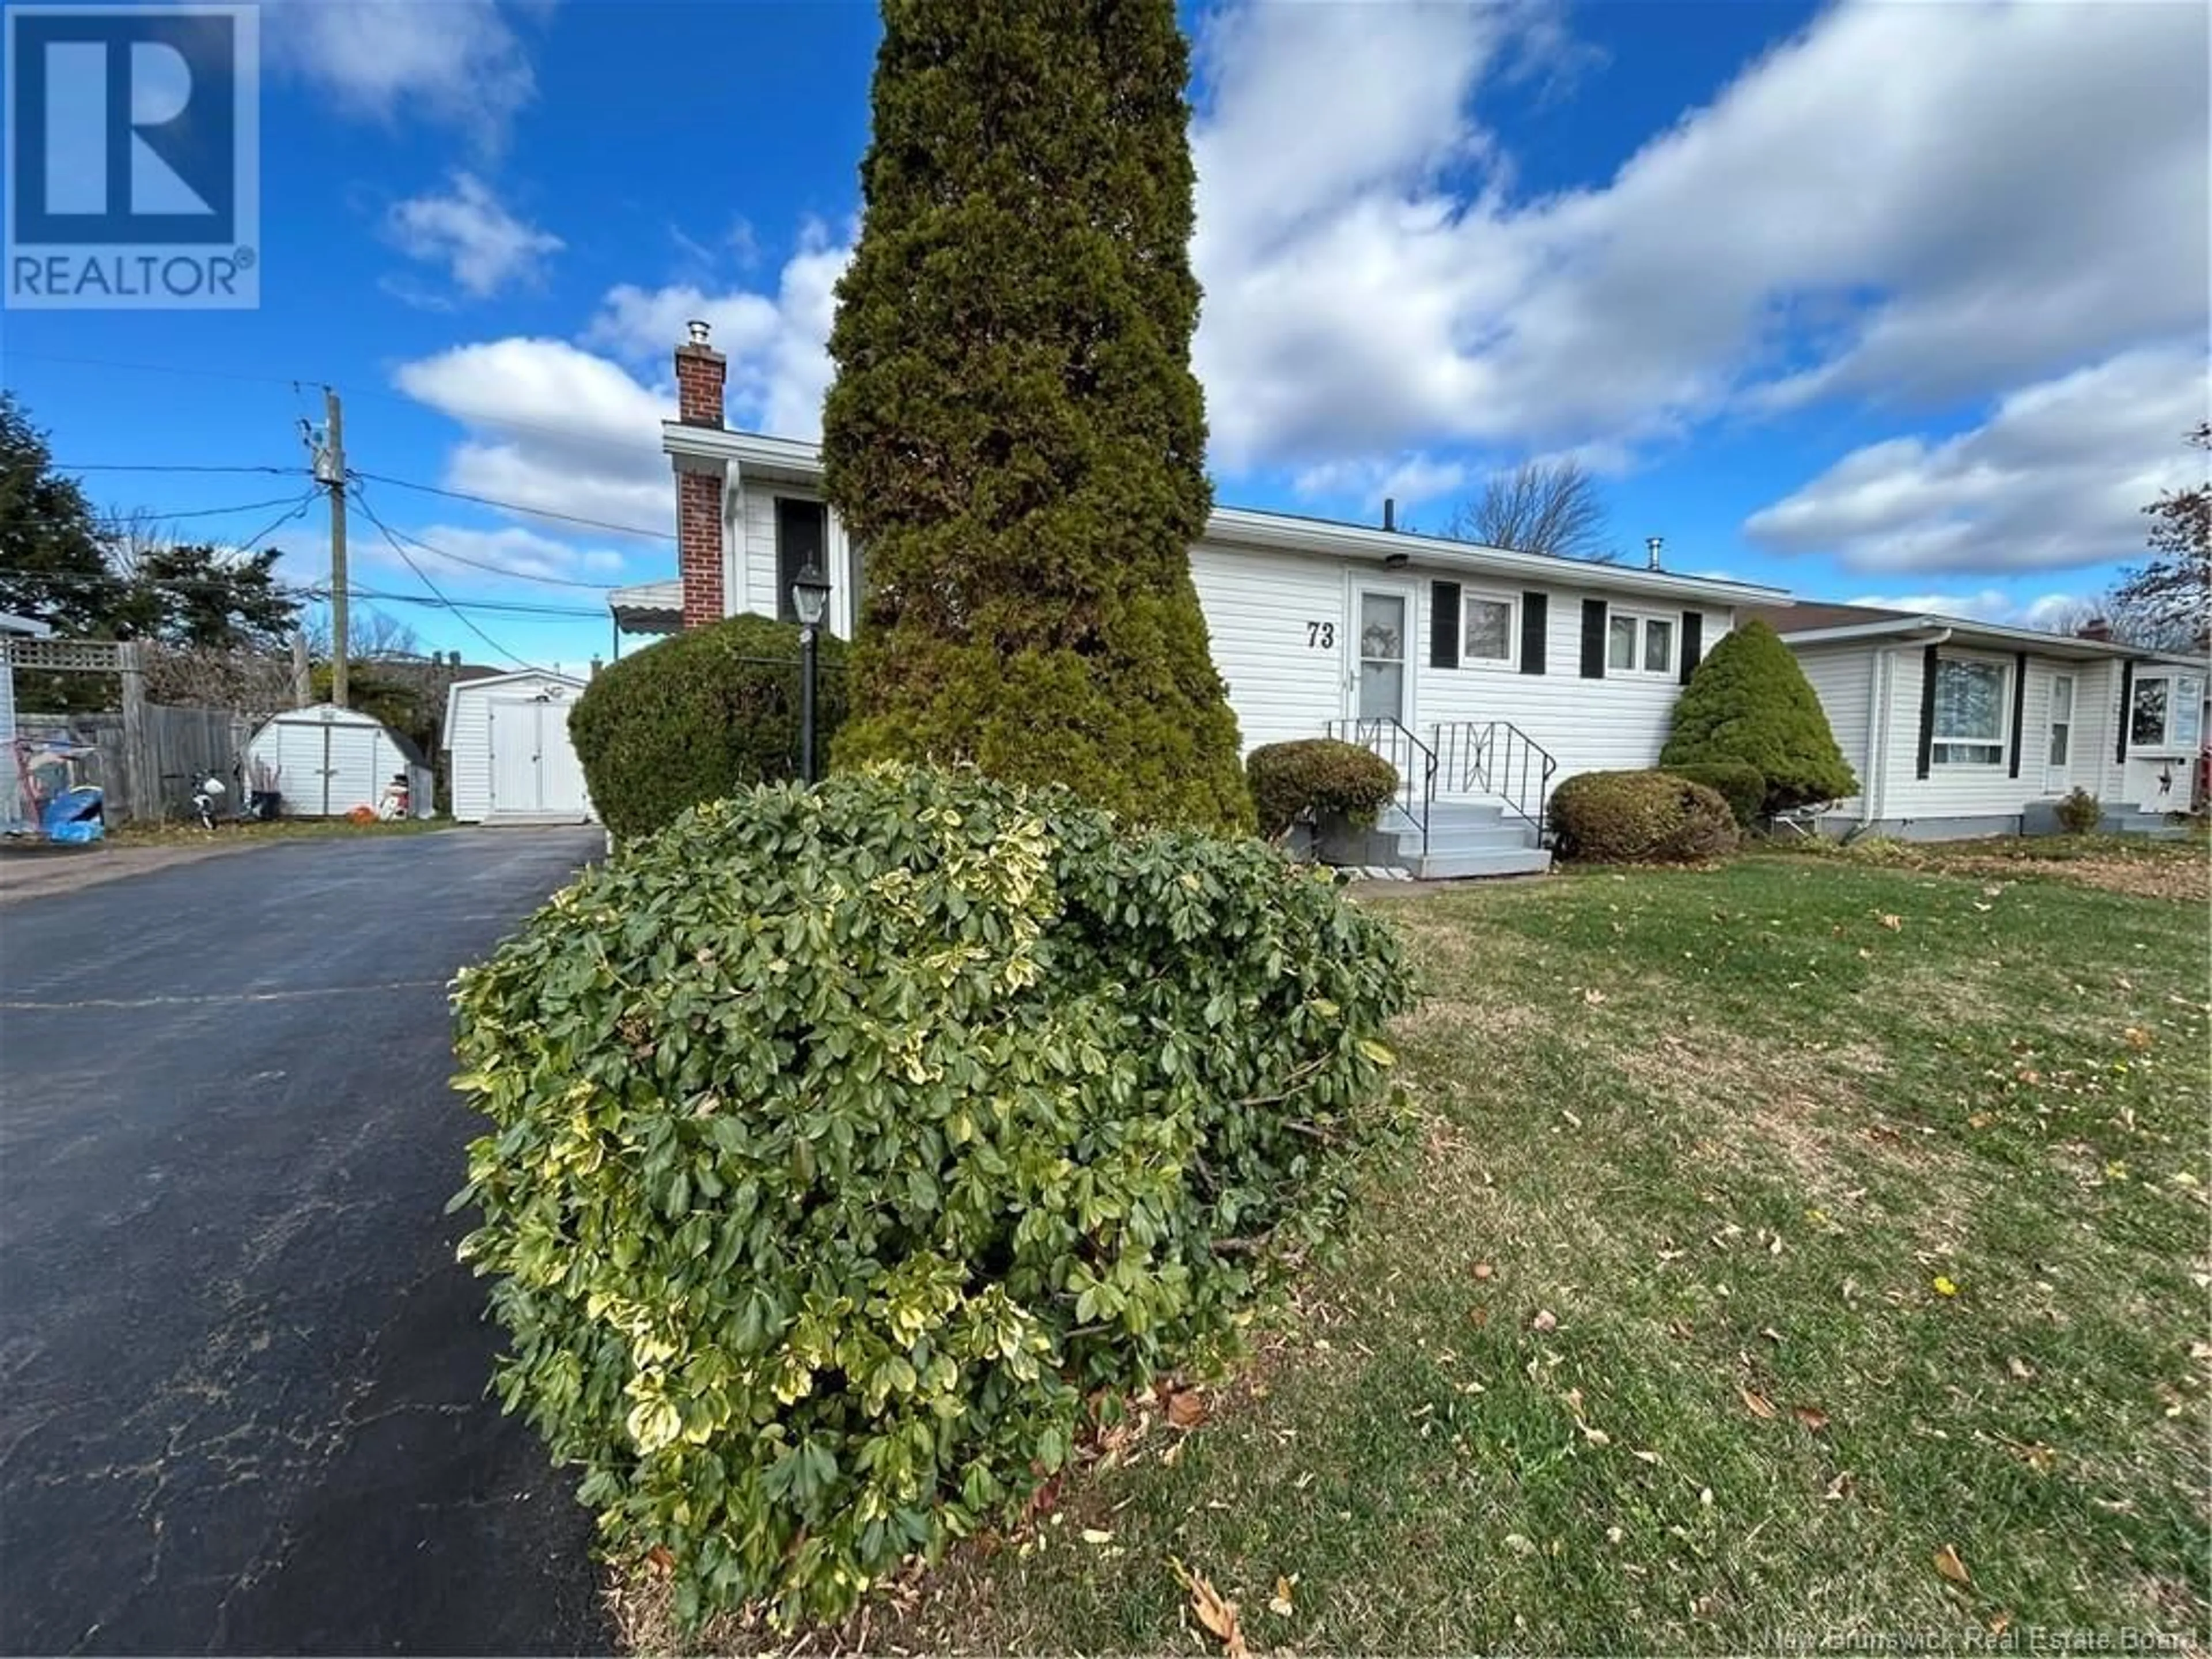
xmin=60 ymin=461 xmax=308 ymax=476
xmin=348 ymin=491 xmax=548 ymax=671
xmin=337 ymin=587 xmax=610 ymax=620
xmin=349 ymin=471 xmax=676 ymax=542
xmin=346 ymin=482 xmax=624 ymax=589
xmin=109 ymin=493 xmax=320 ymax=524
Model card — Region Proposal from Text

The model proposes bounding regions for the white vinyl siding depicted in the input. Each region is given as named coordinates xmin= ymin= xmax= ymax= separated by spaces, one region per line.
xmin=444 ymin=671 xmax=596 ymax=824
xmin=1186 ymin=541 xmax=1347 ymax=754
xmin=1790 ymin=645 xmax=1873 ymax=820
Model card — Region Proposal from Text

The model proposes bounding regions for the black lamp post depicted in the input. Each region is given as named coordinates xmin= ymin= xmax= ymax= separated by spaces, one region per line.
xmin=791 ymin=560 xmax=831 ymax=783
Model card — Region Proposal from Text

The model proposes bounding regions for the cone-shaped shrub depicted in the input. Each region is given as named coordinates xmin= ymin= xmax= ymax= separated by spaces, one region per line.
xmin=820 ymin=0 xmax=1249 ymax=832
xmin=1660 ymin=620 xmax=1857 ymax=814
xmin=451 ymin=766 xmax=1414 ymax=1627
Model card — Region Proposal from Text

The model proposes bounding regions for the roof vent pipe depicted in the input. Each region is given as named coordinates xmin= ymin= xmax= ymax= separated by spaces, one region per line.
xmin=1382 ymin=497 xmax=1396 ymax=532
xmin=1646 ymin=535 xmax=1664 ymax=570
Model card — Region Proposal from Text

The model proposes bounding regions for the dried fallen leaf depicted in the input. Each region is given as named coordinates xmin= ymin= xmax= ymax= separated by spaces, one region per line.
xmin=2007 ymin=1356 xmax=2035 ymax=1381
xmin=1583 ymin=987 xmax=1608 ymax=1006
xmin=1472 ymin=1262 xmax=1495 ymax=1282
xmin=1082 ymin=1527 xmax=1113 ymax=1546
xmin=1880 ymin=913 xmax=1904 ymax=931
xmin=1267 ymin=1575 xmax=1297 ymax=1618
xmin=1989 ymin=1612 xmax=2013 ymax=1638
xmin=1503 ymin=1533 xmax=1537 ymax=1556
xmin=2123 ymin=1027 xmax=2154 ymax=1051
xmin=1632 ymin=1448 xmax=1664 ymax=1465
xmin=1166 ymin=1389 xmax=1209 ymax=1430
xmin=1932 ymin=1275 xmax=1959 ymax=1297
xmin=645 ymin=1545 xmax=675 ymax=1575
xmin=1532 ymin=1309 xmax=1559 ymax=1333
xmin=1468 ymin=1305 xmax=1491 ymax=1329
xmin=1791 ymin=1404 xmax=1830 ymax=1431
xmin=1739 ymin=1386 xmax=1778 ymax=1420
xmin=1933 ymin=1544 xmax=1972 ymax=1587
xmin=1172 ymin=1560 xmax=1249 ymax=1659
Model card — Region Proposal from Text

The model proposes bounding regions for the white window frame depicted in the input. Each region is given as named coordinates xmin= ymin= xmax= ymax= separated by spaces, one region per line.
xmin=2128 ymin=669 xmax=2206 ymax=754
xmin=1459 ymin=589 xmax=1518 ymax=671
xmin=1607 ymin=606 xmax=1677 ymax=678
xmin=1930 ymin=656 xmax=2010 ymax=768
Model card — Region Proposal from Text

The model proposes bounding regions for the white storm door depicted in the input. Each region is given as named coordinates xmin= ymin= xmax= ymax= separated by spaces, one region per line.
xmin=2044 ymin=673 xmax=2074 ymax=793
xmin=1353 ymin=586 xmax=1411 ymax=725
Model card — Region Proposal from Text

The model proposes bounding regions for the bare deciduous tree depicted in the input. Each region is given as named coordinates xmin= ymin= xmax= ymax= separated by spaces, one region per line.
xmin=300 ymin=605 xmax=424 ymax=662
xmin=1443 ymin=459 xmax=1616 ymax=563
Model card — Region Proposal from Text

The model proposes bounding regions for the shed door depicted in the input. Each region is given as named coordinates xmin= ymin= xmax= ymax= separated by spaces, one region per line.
xmin=275 ymin=721 xmax=330 ymax=816
xmin=327 ymin=726 xmax=381 ymax=816
xmin=490 ymin=700 xmax=542 ymax=814
xmin=537 ymin=702 xmax=588 ymax=816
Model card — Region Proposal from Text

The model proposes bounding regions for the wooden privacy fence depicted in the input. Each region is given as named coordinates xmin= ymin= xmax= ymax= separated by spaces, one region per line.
xmin=16 ymin=705 xmax=255 ymax=825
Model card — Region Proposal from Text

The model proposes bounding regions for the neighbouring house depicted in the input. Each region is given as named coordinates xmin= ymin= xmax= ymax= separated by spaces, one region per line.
xmin=1742 ymin=602 xmax=2208 ymax=839
xmin=1 ymin=611 xmax=54 ymax=830
xmin=609 ymin=324 xmax=1791 ymax=876
xmin=442 ymin=669 xmax=597 ymax=825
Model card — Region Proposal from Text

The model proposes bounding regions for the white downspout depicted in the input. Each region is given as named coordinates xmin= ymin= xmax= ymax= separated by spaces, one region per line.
xmin=722 ymin=459 xmax=743 ymax=619
xmin=1861 ymin=649 xmax=1885 ymax=828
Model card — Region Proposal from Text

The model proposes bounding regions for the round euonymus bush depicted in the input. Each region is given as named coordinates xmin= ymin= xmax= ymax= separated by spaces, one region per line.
xmin=450 ymin=765 xmax=1415 ymax=1627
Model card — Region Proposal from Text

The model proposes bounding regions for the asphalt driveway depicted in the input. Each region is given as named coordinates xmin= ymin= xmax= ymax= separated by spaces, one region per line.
xmin=0 ymin=827 xmax=612 ymax=1656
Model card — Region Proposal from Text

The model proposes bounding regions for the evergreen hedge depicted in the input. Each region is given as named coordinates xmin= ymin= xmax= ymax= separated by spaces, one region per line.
xmin=450 ymin=766 xmax=1415 ymax=1627
xmin=1660 ymin=620 xmax=1857 ymax=815
xmin=1550 ymin=769 xmax=1739 ymax=863
xmin=567 ymin=615 xmax=848 ymax=841
xmin=1247 ymin=739 xmax=1400 ymax=839
xmin=820 ymin=0 xmax=1250 ymax=833
xmin=1660 ymin=760 xmax=1766 ymax=828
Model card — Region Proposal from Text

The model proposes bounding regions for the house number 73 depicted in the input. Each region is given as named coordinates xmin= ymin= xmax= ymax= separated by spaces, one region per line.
xmin=1305 ymin=620 xmax=1336 ymax=649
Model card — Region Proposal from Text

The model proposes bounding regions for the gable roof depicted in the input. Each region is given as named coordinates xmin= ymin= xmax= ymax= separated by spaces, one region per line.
xmin=661 ymin=423 xmax=1793 ymax=609
xmin=1741 ymin=601 xmax=2206 ymax=667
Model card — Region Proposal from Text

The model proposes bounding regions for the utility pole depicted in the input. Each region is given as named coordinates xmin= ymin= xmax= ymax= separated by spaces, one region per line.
xmin=310 ymin=388 xmax=350 ymax=708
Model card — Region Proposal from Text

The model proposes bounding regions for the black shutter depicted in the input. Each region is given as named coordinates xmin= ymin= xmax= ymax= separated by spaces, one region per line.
xmin=774 ymin=497 xmax=827 ymax=623
xmin=2116 ymin=660 xmax=2133 ymax=760
xmin=1580 ymin=599 xmax=1608 ymax=679
xmin=1679 ymin=612 xmax=1705 ymax=684
xmin=2006 ymin=652 xmax=2028 ymax=778
xmin=1520 ymin=591 xmax=1548 ymax=675
xmin=1430 ymin=581 xmax=1461 ymax=668
xmin=1915 ymin=643 xmax=1940 ymax=779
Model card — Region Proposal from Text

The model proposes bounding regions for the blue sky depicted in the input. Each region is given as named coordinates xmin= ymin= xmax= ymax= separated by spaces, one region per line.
xmin=4 ymin=0 xmax=2205 ymax=672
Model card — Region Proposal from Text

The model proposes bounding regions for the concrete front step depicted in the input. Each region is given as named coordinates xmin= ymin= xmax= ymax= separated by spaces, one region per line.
xmin=1414 ymin=844 xmax=1554 ymax=879
xmin=1422 ymin=824 xmax=1538 ymax=855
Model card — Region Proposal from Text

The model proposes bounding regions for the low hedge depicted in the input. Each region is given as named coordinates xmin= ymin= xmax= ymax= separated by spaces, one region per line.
xmin=1549 ymin=768 xmax=1738 ymax=863
xmin=568 ymin=613 xmax=849 ymax=841
xmin=451 ymin=765 xmax=1416 ymax=1627
xmin=1661 ymin=760 xmax=1766 ymax=828
xmin=1247 ymin=738 xmax=1399 ymax=838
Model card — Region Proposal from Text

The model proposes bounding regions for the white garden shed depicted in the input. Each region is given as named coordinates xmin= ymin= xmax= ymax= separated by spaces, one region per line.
xmin=248 ymin=704 xmax=435 ymax=819
xmin=443 ymin=669 xmax=596 ymax=824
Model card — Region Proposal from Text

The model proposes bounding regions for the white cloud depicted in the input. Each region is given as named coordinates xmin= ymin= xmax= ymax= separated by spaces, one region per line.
xmin=263 ymin=0 xmax=545 ymax=150
xmin=1744 ymin=346 xmax=2206 ymax=574
xmin=1840 ymin=589 xmax=2099 ymax=633
xmin=384 ymin=173 xmax=562 ymax=299
xmin=583 ymin=221 xmax=852 ymax=439
xmin=392 ymin=338 xmax=672 ymax=534
xmin=1189 ymin=0 xmax=2207 ymax=470
xmin=1293 ymin=453 xmax=1467 ymax=514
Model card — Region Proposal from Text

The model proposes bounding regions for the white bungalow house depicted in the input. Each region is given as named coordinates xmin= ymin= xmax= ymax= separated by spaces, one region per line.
xmin=1742 ymin=602 xmax=2207 ymax=839
xmin=611 ymin=324 xmax=1791 ymax=876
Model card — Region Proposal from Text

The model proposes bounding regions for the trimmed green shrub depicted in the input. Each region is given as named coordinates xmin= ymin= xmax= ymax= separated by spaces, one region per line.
xmin=451 ymin=766 xmax=1415 ymax=1628
xmin=1247 ymin=739 xmax=1399 ymax=839
xmin=1661 ymin=620 xmax=1858 ymax=815
xmin=1660 ymin=759 xmax=1766 ymax=828
xmin=1550 ymin=768 xmax=1739 ymax=864
xmin=567 ymin=614 xmax=849 ymax=841
xmin=2055 ymin=786 xmax=2103 ymax=835
xmin=820 ymin=0 xmax=1251 ymax=834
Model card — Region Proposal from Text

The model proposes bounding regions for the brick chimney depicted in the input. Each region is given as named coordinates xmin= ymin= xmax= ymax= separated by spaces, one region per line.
xmin=2077 ymin=617 xmax=2113 ymax=642
xmin=673 ymin=321 xmax=726 ymax=628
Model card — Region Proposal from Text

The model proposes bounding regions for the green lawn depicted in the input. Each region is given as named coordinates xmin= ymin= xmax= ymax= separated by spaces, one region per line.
xmin=851 ymin=851 xmax=2210 ymax=1655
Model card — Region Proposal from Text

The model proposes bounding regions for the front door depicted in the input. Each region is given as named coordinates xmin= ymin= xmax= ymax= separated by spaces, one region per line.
xmin=1354 ymin=586 xmax=1410 ymax=725
xmin=2044 ymin=673 xmax=2074 ymax=793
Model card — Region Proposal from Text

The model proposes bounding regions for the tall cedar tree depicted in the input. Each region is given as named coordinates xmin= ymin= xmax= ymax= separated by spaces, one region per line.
xmin=821 ymin=0 xmax=1249 ymax=831
xmin=1660 ymin=619 xmax=1858 ymax=816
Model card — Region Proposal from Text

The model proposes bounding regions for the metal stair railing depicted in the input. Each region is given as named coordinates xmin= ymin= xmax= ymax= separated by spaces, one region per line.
xmin=1327 ymin=715 xmax=1437 ymax=850
xmin=1432 ymin=720 xmax=1560 ymax=838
